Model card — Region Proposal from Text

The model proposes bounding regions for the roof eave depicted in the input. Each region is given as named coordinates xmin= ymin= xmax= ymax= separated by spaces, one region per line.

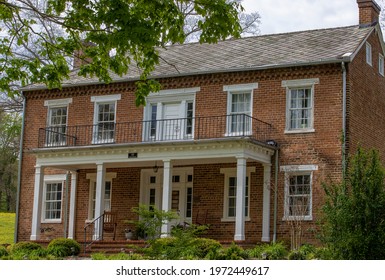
xmin=21 ymin=58 xmax=351 ymax=93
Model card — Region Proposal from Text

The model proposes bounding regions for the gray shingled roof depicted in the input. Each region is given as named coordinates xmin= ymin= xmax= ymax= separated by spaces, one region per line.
xmin=25 ymin=25 xmax=374 ymax=90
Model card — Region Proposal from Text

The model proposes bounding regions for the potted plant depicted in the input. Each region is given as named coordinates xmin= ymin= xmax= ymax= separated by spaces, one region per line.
xmin=124 ymin=228 xmax=133 ymax=240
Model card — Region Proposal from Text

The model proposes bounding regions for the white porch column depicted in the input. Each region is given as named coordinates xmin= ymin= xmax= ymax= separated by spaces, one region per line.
xmin=161 ymin=159 xmax=172 ymax=237
xmin=262 ymin=164 xmax=272 ymax=242
xmin=234 ymin=157 xmax=247 ymax=241
xmin=94 ymin=163 xmax=106 ymax=240
xmin=68 ymin=171 xmax=78 ymax=239
xmin=30 ymin=165 xmax=45 ymax=240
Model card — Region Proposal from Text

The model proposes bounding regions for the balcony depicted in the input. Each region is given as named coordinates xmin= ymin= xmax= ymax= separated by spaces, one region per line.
xmin=38 ymin=114 xmax=273 ymax=149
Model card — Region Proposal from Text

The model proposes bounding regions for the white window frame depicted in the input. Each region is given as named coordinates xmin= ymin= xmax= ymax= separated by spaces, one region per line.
xmin=91 ymin=94 xmax=121 ymax=144
xmin=224 ymin=83 xmax=257 ymax=136
xmin=379 ymin=54 xmax=384 ymax=76
xmin=282 ymin=78 xmax=319 ymax=134
xmin=366 ymin=42 xmax=372 ymax=66
xmin=280 ymin=165 xmax=318 ymax=221
xmin=42 ymin=174 xmax=66 ymax=223
xmin=220 ymin=167 xmax=255 ymax=222
xmin=44 ymin=98 xmax=72 ymax=146
xmin=143 ymin=87 xmax=199 ymax=141
xmin=86 ymin=172 xmax=117 ymax=221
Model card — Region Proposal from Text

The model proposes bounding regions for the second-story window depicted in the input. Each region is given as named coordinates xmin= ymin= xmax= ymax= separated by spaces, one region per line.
xmin=282 ymin=78 xmax=319 ymax=133
xmin=366 ymin=42 xmax=372 ymax=66
xmin=224 ymin=83 xmax=258 ymax=136
xmin=44 ymin=98 xmax=72 ymax=147
xmin=91 ymin=94 xmax=121 ymax=144
xmin=379 ymin=54 xmax=384 ymax=76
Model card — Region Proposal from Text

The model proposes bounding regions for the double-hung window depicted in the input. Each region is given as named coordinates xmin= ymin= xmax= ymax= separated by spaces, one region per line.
xmin=42 ymin=175 xmax=66 ymax=222
xmin=282 ymin=79 xmax=319 ymax=133
xmin=221 ymin=167 xmax=255 ymax=221
xmin=87 ymin=173 xmax=116 ymax=220
xmin=91 ymin=94 xmax=121 ymax=144
xmin=366 ymin=42 xmax=372 ymax=66
xmin=44 ymin=98 xmax=72 ymax=146
xmin=379 ymin=54 xmax=384 ymax=76
xmin=224 ymin=83 xmax=257 ymax=136
xmin=281 ymin=165 xmax=318 ymax=221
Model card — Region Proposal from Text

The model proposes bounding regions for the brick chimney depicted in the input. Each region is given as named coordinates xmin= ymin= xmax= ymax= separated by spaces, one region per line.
xmin=73 ymin=41 xmax=95 ymax=69
xmin=357 ymin=0 xmax=381 ymax=26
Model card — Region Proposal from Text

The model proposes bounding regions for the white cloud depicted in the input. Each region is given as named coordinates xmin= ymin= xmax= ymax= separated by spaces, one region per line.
xmin=242 ymin=0 xmax=359 ymax=34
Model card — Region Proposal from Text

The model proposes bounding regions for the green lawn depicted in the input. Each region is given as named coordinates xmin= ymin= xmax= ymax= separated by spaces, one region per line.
xmin=0 ymin=212 xmax=15 ymax=245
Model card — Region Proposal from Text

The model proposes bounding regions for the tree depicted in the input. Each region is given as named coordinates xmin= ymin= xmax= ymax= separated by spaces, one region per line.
xmin=0 ymin=109 xmax=21 ymax=212
xmin=320 ymin=147 xmax=385 ymax=259
xmin=0 ymin=0 xmax=250 ymax=106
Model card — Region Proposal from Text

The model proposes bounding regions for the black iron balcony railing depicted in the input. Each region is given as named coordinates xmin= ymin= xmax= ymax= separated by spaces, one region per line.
xmin=38 ymin=114 xmax=273 ymax=148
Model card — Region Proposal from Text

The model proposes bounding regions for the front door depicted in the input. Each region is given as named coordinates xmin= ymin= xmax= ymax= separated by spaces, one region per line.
xmin=140 ymin=168 xmax=193 ymax=225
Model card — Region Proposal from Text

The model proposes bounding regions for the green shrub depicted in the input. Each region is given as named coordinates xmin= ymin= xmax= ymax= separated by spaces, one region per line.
xmin=288 ymin=244 xmax=317 ymax=260
xmin=9 ymin=242 xmax=47 ymax=259
xmin=248 ymin=242 xmax=288 ymax=260
xmin=193 ymin=238 xmax=222 ymax=259
xmin=0 ymin=246 xmax=8 ymax=257
xmin=47 ymin=238 xmax=81 ymax=257
xmin=207 ymin=242 xmax=248 ymax=260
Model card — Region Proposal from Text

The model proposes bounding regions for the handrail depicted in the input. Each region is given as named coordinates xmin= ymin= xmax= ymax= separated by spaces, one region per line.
xmin=83 ymin=213 xmax=104 ymax=254
xmin=38 ymin=114 xmax=273 ymax=148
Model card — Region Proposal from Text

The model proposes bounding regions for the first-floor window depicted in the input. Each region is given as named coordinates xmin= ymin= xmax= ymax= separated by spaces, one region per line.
xmin=89 ymin=181 xmax=112 ymax=220
xmin=227 ymin=176 xmax=249 ymax=218
xmin=281 ymin=165 xmax=317 ymax=220
xmin=221 ymin=167 xmax=255 ymax=221
xmin=43 ymin=182 xmax=63 ymax=221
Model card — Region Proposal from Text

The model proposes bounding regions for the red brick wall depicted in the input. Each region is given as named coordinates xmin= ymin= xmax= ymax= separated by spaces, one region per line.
xmin=19 ymin=61 xmax=347 ymax=244
xmin=347 ymin=29 xmax=385 ymax=159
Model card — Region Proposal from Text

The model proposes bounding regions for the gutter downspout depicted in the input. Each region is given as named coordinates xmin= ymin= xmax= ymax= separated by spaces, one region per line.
xmin=14 ymin=94 xmax=26 ymax=243
xmin=272 ymin=149 xmax=279 ymax=243
xmin=342 ymin=62 xmax=347 ymax=177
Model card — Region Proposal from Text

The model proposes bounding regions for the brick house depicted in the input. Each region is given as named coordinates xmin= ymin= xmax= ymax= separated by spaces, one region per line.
xmin=15 ymin=0 xmax=385 ymax=246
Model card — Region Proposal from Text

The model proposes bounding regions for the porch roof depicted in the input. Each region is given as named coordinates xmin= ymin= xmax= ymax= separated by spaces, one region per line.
xmin=32 ymin=137 xmax=277 ymax=170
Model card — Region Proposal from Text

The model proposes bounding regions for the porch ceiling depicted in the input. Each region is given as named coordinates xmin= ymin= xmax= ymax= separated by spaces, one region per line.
xmin=32 ymin=137 xmax=277 ymax=170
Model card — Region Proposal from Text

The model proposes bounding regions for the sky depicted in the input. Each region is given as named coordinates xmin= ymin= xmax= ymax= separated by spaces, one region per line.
xmin=242 ymin=0 xmax=361 ymax=35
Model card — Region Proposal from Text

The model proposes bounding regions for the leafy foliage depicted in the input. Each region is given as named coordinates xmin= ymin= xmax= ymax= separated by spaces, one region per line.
xmin=320 ymin=147 xmax=385 ymax=259
xmin=0 ymin=245 xmax=8 ymax=258
xmin=129 ymin=204 xmax=177 ymax=241
xmin=9 ymin=241 xmax=47 ymax=259
xmin=247 ymin=242 xmax=288 ymax=260
xmin=0 ymin=111 xmax=21 ymax=212
xmin=0 ymin=0 xmax=245 ymax=105
xmin=46 ymin=238 xmax=81 ymax=257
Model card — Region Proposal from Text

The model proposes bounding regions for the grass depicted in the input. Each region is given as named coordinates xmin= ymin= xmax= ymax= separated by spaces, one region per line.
xmin=0 ymin=212 xmax=15 ymax=245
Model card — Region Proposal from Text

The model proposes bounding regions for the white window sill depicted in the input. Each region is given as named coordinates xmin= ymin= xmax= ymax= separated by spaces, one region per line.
xmin=282 ymin=215 xmax=313 ymax=221
xmin=221 ymin=217 xmax=251 ymax=222
xmin=41 ymin=220 xmax=61 ymax=224
xmin=284 ymin=128 xmax=315 ymax=134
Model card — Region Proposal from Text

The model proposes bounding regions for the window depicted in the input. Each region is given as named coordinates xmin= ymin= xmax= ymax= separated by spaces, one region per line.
xmin=379 ymin=54 xmax=384 ymax=76
xmin=282 ymin=79 xmax=319 ymax=133
xmin=224 ymin=83 xmax=257 ymax=135
xmin=87 ymin=172 xmax=116 ymax=220
xmin=366 ymin=42 xmax=372 ymax=66
xmin=91 ymin=94 xmax=121 ymax=144
xmin=227 ymin=176 xmax=249 ymax=218
xmin=221 ymin=167 xmax=255 ymax=221
xmin=281 ymin=165 xmax=318 ymax=220
xmin=44 ymin=98 xmax=72 ymax=146
xmin=44 ymin=182 xmax=63 ymax=221
xmin=42 ymin=174 xmax=66 ymax=222
xmin=89 ymin=181 xmax=112 ymax=220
